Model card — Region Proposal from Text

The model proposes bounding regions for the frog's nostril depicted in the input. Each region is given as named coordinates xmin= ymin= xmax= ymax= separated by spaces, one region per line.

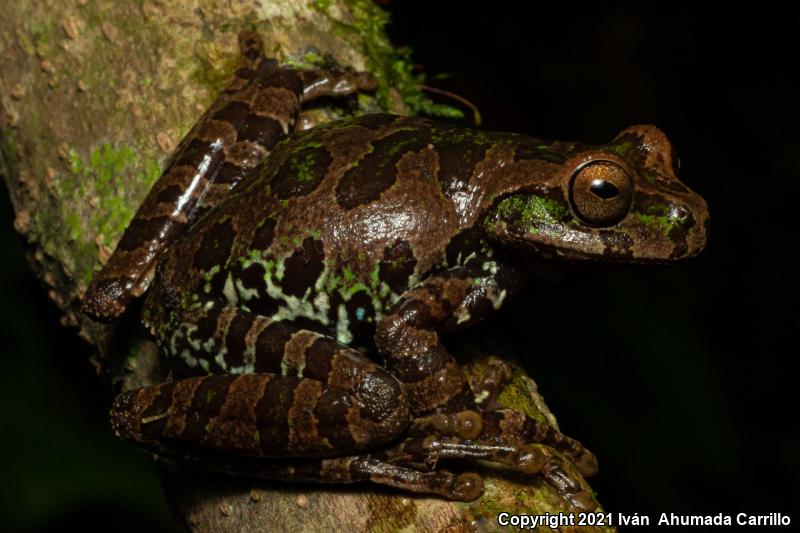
xmin=671 ymin=206 xmax=689 ymax=220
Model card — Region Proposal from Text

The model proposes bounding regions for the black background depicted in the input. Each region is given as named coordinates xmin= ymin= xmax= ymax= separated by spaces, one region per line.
xmin=1 ymin=2 xmax=797 ymax=530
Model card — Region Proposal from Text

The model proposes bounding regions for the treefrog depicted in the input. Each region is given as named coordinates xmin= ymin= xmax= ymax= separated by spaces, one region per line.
xmin=81 ymin=31 xmax=709 ymax=511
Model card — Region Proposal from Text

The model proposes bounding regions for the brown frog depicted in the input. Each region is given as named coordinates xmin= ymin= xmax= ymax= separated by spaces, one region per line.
xmin=81 ymin=31 xmax=709 ymax=511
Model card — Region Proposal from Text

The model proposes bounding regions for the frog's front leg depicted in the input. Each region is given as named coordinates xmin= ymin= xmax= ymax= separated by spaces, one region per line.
xmin=375 ymin=257 xmax=598 ymax=505
xmin=375 ymin=255 xmax=525 ymax=414
xmin=113 ymin=302 xmax=409 ymax=458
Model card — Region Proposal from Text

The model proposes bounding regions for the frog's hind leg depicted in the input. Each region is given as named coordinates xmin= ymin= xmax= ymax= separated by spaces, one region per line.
xmin=158 ymin=451 xmax=484 ymax=501
xmin=384 ymin=436 xmax=598 ymax=511
xmin=111 ymin=372 xmax=407 ymax=460
xmin=408 ymin=409 xmax=598 ymax=477
xmin=297 ymin=66 xmax=378 ymax=102
xmin=402 ymin=350 xmax=597 ymax=478
xmin=127 ymin=302 xmax=410 ymax=456
xmin=82 ymin=32 xmax=276 ymax=320
xmin=187 ymin=434 xmax=596 ymax=509
xmin=81 ymin=30 xmax=377 ymax=321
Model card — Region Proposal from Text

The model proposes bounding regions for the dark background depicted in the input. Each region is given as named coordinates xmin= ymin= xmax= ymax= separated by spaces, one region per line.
xmin=1 ymin=2 xmax=797 ymax=530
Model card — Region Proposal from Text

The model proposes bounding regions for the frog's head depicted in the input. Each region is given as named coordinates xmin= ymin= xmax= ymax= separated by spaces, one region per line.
xmin=484 ymin=125 xmax=709 ymax=263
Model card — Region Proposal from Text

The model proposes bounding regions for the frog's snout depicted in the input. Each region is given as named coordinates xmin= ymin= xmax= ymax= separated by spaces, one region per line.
xmin=638 ymin=185 xmax=709 ymax=262
xmin=611 ymin=124 xmax=710 ymax=261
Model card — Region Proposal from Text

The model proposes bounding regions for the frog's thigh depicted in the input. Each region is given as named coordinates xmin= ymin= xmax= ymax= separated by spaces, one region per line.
xmin=111 ymin=373 xmax=405 ymax=458
xmin=154 ymin=303 xmax=410 ymax=453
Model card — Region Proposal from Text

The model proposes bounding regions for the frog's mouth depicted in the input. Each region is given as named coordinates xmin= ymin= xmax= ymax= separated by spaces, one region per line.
xmin=484 ymin=191 xmax=709 ymax=264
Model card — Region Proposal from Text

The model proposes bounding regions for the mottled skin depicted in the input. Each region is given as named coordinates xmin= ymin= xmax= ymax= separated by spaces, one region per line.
xmin=82 ymin=32 xmax=709 ymax=510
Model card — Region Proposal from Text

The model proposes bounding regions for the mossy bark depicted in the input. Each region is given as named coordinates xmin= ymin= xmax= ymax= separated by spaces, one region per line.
xmin=0 ymin=1 xmax=614 ymax=531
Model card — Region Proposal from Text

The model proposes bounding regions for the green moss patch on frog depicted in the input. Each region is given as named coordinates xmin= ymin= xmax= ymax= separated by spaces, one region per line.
xmin=605 ymin=138 xmax=634 ymax=158
xmin=635 ymin=204 xmax=684 ymax=237
xmin=488 ymin=194 xmax=571 ymax=238
xmin=289 ymin=150 xmax=324 ymax=184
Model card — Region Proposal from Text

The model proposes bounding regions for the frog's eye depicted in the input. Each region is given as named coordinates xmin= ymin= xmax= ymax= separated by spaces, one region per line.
xmin=569 ymin=161 xmax=633 ymax=226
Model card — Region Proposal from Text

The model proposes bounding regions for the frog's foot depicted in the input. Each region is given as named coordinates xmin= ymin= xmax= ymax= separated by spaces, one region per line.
xmin=540 ymin=457 xmax=600 ymax=513
xmin=409 ymin=408 xmax=598 ymax=477
xmin=161 ymin=450 xmax=484 ymax=501
xmin=486 ymin=408 xmax=598 ymax=477
xmin=384 ymin=436 xmax=599 ymax=512
xmin=152 ymin=433 xmax=592 ymax=507
xmin=460 ymin=359 xmax=598 ymax=475
xmin=314 ymin=456 xmax=484 ymax=501
xmin=298 ymin=66 xmax=377 ymax=102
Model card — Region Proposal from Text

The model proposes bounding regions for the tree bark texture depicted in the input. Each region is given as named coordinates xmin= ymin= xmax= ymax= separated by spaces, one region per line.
xmin=0 ymin=1 xmax=614 ymax=531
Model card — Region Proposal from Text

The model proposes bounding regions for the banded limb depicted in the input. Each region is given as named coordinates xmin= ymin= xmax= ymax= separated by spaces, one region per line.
xmin=158 ymin=450 xmax=484 ymax=502
xmin=375 ymin=256 xmax=598 ymax=476
xmin=82 ymin=31 xmax=377 ymax=320
xmin=145 ymin=432 xmax=596 ymax=510
xmin=111 ymin=302 xmax=409 ymax=460
xmin=375 ymin=255 xmax=525 ymax=414
xmin=383 ymin=435 xmax=598 ymax=511
xmin=409 ymin=408 xmax=597 ymax=477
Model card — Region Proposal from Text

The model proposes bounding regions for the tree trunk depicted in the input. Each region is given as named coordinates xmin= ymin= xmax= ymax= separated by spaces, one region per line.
xmin=0 ymin=1 xmax=613 ymax=531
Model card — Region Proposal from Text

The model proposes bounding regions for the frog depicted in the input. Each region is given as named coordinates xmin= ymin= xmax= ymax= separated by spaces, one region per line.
xmin=81 ymin=31 xmax=709 ymax=511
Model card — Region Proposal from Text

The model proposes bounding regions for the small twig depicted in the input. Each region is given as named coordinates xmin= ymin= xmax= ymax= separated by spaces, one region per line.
xmin=420 ymin=84 xmax=482 ymax=125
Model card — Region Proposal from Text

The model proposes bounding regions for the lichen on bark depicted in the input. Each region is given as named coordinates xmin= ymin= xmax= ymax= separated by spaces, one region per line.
xmin=0 ymin=1 xmax=614 ymax=531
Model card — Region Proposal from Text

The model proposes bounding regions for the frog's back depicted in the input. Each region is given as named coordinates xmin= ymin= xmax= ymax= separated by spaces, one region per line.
xmin=154 ymin=114 xmax=552 ymax=345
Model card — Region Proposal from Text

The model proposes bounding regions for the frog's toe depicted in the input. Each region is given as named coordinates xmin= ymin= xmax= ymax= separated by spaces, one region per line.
xmin=514 ymin=444 xmax=550 ymax=474
xmin=109 ymin=389 xmax=139 ymax=441
xmin=566 ymin=490 xmax=600 ymax=513
xmin=109 ymin=386 xmax=164 ymax=448
xmin=81 ymin=277 xmax=132 ymax=321
xmin=450 ymin=472 xmax=484 ymax=501
xmin=542 ymin=459 xmax=600 ymax=513
xmin=409 ymin=410 xmax=484 ymax=440
xmin=575 ymin=447 xmax=599 ymax=477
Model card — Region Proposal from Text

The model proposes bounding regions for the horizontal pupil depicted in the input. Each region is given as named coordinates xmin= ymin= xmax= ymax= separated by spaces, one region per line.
xmin=589 ymin=179 xmax=619 ymax=199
